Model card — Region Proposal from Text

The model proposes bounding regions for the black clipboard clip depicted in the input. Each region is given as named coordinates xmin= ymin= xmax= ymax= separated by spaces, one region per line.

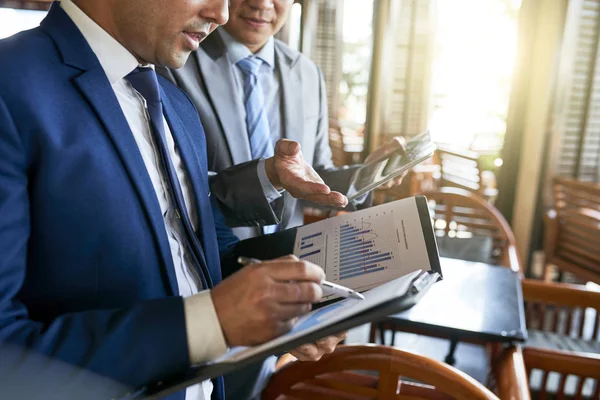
xmin=408 ymin=271 xmax=440 ymax=297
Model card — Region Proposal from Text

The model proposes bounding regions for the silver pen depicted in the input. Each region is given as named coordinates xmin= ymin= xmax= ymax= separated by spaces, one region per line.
xmin=237 ymin=256 xmax=365 ymax=300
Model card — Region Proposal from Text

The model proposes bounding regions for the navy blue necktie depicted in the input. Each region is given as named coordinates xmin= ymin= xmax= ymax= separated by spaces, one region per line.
xmin=126 ymin=67 xmax=212 ymax=289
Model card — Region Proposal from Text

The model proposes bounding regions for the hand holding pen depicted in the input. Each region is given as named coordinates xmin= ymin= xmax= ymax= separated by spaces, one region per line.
xmin=238 ymin=256 xmax=365 ymax=300
xmin=211 ymin=254 xmax=326 ymax=346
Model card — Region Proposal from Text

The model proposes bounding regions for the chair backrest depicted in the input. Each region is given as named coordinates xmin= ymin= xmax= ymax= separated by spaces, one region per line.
xmin=544 ymin=207 xmax=600 ymax=284
xmin=522 ymin=347 xmax=600 ymax=399
xmin=433 ymin=146 xmax=497 ymax=201
xmin=523 ymin=279 xmax=600 ymax=341
xmin=423 ymin=187 xmax=521 ymax=273
xmin=552 ymin=177 xmax=600 ymax=212
xmin=262 ymin=345 xmax=499 ymax=400
xmin=521 ymin=279 xmax=600 ymax=398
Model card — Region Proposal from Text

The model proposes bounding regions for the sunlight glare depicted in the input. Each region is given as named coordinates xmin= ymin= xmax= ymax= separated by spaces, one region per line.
xmin=429 ymin=0 xmax=520 ymax=151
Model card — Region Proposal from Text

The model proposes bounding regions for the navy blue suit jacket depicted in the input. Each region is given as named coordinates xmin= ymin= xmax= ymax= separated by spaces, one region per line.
xmin=0 ymin=4 xmax=252 ymax=399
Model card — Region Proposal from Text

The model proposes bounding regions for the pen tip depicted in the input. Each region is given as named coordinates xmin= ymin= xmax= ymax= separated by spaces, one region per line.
xmin=353 ymin=292 xmax=365 ymax=300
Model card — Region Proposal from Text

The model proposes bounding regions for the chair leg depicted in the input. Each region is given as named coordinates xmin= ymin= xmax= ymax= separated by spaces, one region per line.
xmin=379 ymin=323 xmax=386 ymax=345
xmin=444 ymin=339 xmax=459 ymax=365
xmin=368 ymin=323 xmax=377 ymax=343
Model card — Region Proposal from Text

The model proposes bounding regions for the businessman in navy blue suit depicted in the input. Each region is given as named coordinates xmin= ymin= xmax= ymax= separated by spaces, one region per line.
xmin=0 ymin=1 xmax=349 ymax=399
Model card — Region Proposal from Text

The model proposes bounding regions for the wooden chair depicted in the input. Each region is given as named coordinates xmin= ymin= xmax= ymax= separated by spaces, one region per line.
xmin=262 ymin=345 xmax=500 ymax=400
xmin=522 ymin=347 xmax=600 ymax=399
xmin=522 ymin=278 xmax=600 ymax=398
xmin=552 ymin=177 xmax=600 ymax=212
xmin=490 ymin=345 xmax=531 ymax=400
xmin=433 ymin=146 xmax=498 ymax=202
xmin=420 ymin=187 xmax=521 ymax=273
xmin=544 ymin=207 xmax=600 ymax=284
xmin=543 ymin=177 xmax=600 ymax=283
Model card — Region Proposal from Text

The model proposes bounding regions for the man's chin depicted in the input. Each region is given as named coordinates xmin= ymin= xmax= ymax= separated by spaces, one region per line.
xmin=161 ymin=51 xmax=192 ymax=69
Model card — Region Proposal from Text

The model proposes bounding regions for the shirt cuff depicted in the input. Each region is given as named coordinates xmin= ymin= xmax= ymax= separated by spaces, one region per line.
xmin=184 ymin=290 xmax=228 ymax=365
xmin=257 ymin=158 xmax=284 ymax=203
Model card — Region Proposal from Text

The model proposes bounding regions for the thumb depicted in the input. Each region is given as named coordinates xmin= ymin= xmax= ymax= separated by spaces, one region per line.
xmin=275 ymin=139 xmax=301 ymax=157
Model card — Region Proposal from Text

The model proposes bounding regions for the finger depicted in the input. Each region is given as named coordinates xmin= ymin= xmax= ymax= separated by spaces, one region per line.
xmin=269 ymin=281 xmax=323 ymax=303
xmin=268 ymin=254 xmax=299 ymax=262
xmin=290 ymin=344 xmax=320 ymax=361
xmin=265 ymin=261 xmax=325 ymax=283
xmin=286 ymin=179 xmax=331 ymax=195
xmin=315 ymin=332 xmax=347 ymax=348
xmin=275 ymin=139 xmax=301 ymax=157
xmin=315 ymin=338 xmax=337 ymax=355
xmin=335 ymin=331 xmax=349 ymax=340
xmin=316 ymin=333 xmax=340 ymax=345
xmin=296 ymin=192 xmax=348 ymax=208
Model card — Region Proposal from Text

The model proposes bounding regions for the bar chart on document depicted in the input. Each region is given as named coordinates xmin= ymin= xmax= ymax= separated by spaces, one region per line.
xmin=335 ymin=218 xmax=395 ymax=281
xmin=294 ymin=205 xmax=410 ymax=293
xmin=331 ymin=212 xmax=401 ymax=290
xmin=297 ymin=231 xmax=325 ymax=267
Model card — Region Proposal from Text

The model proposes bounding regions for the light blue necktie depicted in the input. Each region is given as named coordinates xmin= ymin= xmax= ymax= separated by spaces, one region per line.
xmin=237 ymin=56 xmax=274 ymax=159
xmin=237 ymin=56 xmax=277 ymax=234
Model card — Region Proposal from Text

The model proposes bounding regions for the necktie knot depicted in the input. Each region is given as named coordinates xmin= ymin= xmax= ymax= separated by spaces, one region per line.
xmin=126 ymin=67 xmax=161 ymax=104
xmin=236 ymin=56 xmax=262 ymax=78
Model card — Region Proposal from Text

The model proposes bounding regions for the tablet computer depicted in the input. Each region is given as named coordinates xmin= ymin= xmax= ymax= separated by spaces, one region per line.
xmin=346 ymin=130 xmax=436 ymax=202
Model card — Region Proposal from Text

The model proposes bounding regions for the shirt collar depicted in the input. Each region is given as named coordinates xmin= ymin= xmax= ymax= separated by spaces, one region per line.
xmin=218 ymin=28 xmax=275 ymax=70
xmin=60 ymin=0 xmax=142 ymax=84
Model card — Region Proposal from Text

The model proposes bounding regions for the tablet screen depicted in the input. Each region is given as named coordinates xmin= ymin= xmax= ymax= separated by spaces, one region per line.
xmin=346 ymin=130 xmax=436 ymax=202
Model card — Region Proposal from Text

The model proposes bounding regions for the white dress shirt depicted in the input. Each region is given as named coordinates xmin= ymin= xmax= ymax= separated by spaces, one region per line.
xmin=60 ymin=1 xmax=227 ymax=399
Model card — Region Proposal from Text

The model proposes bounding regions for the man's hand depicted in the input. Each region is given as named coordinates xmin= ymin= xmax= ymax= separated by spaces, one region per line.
xmin=265 ymin=139 xmax=348 ymax=208
xmin=211 ymin=255 xmax=324 ymax=347
xmin=364 ymin=136 xmax=408 ymax=190
xmin=290 ymin=331 xmax=348 ymax=361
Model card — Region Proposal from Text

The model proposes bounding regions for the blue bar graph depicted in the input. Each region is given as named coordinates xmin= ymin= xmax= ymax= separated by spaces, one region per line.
xmin=338 ymin=221 xmax=393 ymax=281
xmin=301 ymin=232 xmax=322 ymax=241
xmin=300 ymin=249 xmax=320 ymax=259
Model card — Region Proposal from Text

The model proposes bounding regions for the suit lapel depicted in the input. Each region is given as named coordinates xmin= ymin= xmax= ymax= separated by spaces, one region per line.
xmin=161 ymin=91 xmax=222 ymax=285
xmin=73 ymin=69 xmax=180 ymax=296
xmin=41 ymin=4 xmax=180 ymax=295
xmin=197 ymin=33 xmax=252 ymax=165
xmin=277 ymin=44 xmax=304 ymax=145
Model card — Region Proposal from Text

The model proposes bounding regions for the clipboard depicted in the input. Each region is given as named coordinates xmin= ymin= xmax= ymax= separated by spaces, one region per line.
xmin=122 ymin=270 xmax=439 ymax=400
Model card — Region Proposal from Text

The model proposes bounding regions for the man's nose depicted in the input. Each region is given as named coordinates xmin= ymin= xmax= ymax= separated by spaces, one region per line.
xmin=200 ymin=0 xmax=229 ymax=26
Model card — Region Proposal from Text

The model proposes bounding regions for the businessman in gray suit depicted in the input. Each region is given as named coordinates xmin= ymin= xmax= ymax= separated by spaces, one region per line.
xmin=159 ymin=0 xmax=405 ymax=241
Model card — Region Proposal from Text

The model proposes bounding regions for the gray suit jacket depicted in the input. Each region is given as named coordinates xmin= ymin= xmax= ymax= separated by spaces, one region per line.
xmin=159 ymin=29 xmax=360 ymax=240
